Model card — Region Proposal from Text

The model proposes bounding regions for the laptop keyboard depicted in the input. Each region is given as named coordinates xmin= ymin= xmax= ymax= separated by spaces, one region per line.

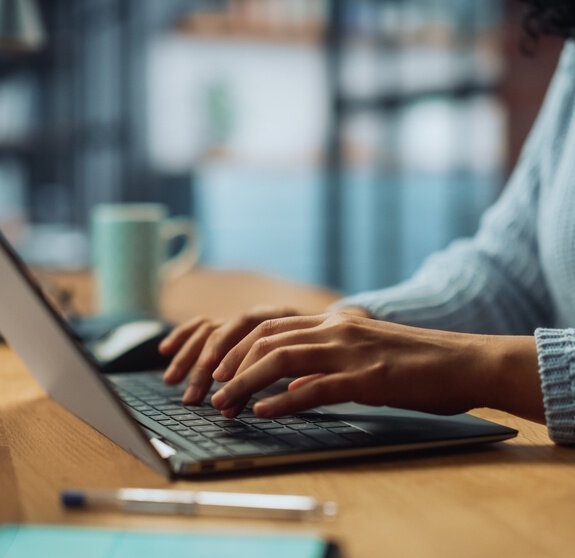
xmin=109 ymin=372 xmax=377 ymax=460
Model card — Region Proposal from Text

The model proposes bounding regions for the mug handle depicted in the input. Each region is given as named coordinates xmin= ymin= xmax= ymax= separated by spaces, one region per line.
xmin=160 ymin=217 xmax=200 ymax=282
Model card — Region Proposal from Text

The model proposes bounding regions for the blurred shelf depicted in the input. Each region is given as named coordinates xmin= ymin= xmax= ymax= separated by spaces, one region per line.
xmin=175 ymin=12 xmax=503 ymax=48
xmin=340 ymin=25 xmax=503 ymax=50
xmin=338 ymin=81 xmax=501 ymax=113
xmin=176 ymin=13 xmax=324 ymax=44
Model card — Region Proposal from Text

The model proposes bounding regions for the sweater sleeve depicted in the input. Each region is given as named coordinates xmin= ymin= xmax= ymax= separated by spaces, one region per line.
xmin=332 ymin=44 xmax=575 ymax=335
xmin=333 ymin=151 xmax=553 ymax=334
xmin=535 ymin=328 xmax=575 ymax=444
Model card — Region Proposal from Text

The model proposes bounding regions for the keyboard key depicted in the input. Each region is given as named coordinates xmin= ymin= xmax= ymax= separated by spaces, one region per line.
xmin=194 ymin=409 xmax=220 ymax=417
xmin=182 ymin=405 xmax=206 ymax=412
xmin=213 ymin=419 xmax=240 ymax=427
xmin=182 ymin=432 xmax=205 ymax=442
xmin=252 ymin=422 xmax=282 ymax=430
xmin=240 ymin=417 xmax=269 ymax=425
xmin=275 ymin=417 xmax=307 ymax=425
xmin=316 ymin=421 xmax=349 ymax=429
xmin=202 ymin=430 xmax=229 ymax=439
xmin=169 ymin=413 xmax=199 ymax=421
xmin=287 ymin=423 xmax=319 ymax=431
xmin=155 ymin=404 xmax=182 ymax=411
xmin=163 ymin=408 xmax=192 ymax=416
xmin=167 ymin=424 xmax=189 ymax=432
xmin=194 ymin=424 xmax=221 ymax=432
xmin=181 ymin=419 xmax=208 ymax=427
xmin=224 ymin=425 xmax=251 ymax=434
xmin=264 ymin=427 xmax=294 ymax=436
xmin=142 ymin=412 xmax=165 ymax=420
xmin=132 ymin=405 xmax=152 ymax=412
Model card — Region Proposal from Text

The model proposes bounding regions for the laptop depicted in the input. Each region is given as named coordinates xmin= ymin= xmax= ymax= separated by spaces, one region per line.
xmin=0 ymin=230 xmax=517 ymax=478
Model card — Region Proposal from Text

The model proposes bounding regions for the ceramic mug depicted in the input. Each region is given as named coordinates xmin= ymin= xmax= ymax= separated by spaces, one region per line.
xmin=91 ymin=203 xmax=198 ymax=316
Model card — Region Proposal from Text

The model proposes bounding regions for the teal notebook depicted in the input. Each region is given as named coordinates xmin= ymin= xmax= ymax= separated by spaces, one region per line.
xmin=0 ymin=525 xmax=338 ymax=558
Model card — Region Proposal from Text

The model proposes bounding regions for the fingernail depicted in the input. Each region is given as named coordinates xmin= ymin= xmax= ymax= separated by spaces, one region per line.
xmin=211 ymin=389 xmax=229 ymax=409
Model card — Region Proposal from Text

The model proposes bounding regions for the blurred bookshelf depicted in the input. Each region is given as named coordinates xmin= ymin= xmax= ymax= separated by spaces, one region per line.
xmin=0 ymin=38 xmax=48 ymax=251
xmin=0 ymin=0 xmax=565 ymax=288
xmin=168 ymin=0 xmax=508 ymax=289
xmin=176 ymin=1 xmax=325 ymax=45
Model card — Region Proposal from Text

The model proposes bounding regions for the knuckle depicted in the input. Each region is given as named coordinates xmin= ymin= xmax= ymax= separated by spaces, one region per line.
xmin=326 ymin=314 xmax=355 ymax=340
xmin=251 ymin=337 xmax=271 ymax=359
xmin=259 ymin=318 xmax=281 ymax=336
xmin=183 ymin=316 xmax=208 ymax=331
xmin=270 ymin=347 xmax=291 ymax=368
xmin=205 ymin=330 xmax=225 ymax=354
xmin=238 ymin=311 xmax=263 ymax=329
xmin=324 ymin=312 xmax=346 ymax=329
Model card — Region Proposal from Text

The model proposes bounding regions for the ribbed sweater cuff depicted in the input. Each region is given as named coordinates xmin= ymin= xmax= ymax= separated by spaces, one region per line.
xmin=535 ymin=328 xmax=575 ymax=445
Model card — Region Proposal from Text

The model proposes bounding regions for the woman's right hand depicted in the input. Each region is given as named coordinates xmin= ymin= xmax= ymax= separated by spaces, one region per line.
xmin=159 ymin=306 xmax=302 ymax=404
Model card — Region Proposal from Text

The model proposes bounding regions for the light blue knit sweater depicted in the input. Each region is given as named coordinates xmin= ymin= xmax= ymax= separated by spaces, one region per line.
xmin=335 ymin=40 xmax=575 ymax=444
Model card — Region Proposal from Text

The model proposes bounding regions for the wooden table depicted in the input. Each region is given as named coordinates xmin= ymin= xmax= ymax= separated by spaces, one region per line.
xmin=1 ymin=269 xmax=574 ymax=557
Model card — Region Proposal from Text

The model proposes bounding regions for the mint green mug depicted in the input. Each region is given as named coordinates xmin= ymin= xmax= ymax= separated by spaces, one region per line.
xmin=91 ymin=203 xmax=198 ymax=316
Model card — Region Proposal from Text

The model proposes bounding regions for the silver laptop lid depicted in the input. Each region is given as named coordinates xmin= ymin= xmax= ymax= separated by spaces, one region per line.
xmin=0 ymin=231 xmax=170 ymax=478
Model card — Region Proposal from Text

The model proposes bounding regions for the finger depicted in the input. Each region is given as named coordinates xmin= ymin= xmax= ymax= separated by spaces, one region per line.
xmin=163 ymin=322 xmax=217 ymax=384
xmin=159 ymin=317 xmax=212 ymax=355
xmin=253 ymin=372 xmax=358 ymax=418
xmin=211 ymin=343 xmax=338 ymax=412
xmin=288 ymin=374 xmax=325 ymax=391
xmin=181 ymin=322 xmax=249 ymax=403
xmin=172 ymin=311 xmax=266 ymax=382
xmin=179 ymin=313 xmax=283 ymax=402
xmin=213 ymin=315 xmax=326 ymax=382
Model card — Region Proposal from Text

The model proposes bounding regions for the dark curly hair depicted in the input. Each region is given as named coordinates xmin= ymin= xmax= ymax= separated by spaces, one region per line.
xmin=520 ymin=0 xmax=575 ymax=43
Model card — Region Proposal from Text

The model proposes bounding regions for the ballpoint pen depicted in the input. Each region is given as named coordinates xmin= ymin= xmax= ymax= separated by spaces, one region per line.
xmin=61 ymin=488 xmax=337 ymax=521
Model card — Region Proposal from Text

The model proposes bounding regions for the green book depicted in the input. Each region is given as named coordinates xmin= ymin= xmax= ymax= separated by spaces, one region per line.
xmin=0 ymin=525 xmax=339 ymax=558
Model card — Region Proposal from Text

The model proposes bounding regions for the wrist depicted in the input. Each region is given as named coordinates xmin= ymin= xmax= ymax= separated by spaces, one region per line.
xmin=481 ymin=335 xmax=544 ymax=422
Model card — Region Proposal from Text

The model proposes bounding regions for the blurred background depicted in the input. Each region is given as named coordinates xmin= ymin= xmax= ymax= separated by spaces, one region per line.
xmin=0 ymin=0 xmax=564 ymax=294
